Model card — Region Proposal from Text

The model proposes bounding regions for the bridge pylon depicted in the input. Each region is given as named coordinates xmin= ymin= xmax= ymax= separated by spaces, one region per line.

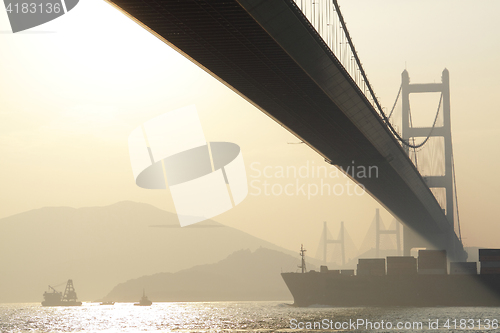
xmin=375 ymin=208 xmax=402 ymax=257
xmin=322 ymin=221 xmax=345 ymax=266
xmin=401 ymin=69 xmax=462 ymax=259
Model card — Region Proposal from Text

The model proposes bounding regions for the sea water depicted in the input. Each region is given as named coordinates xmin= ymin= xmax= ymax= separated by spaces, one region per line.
xmin=0 ymin=301 xmax=499 ymax=332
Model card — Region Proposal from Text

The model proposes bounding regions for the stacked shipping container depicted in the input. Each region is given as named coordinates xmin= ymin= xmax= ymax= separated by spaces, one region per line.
xmin=387 ymin=256 xmax=417 ymax=275
xmin=357 ymin=258 xmax=385 ymax=276
xmin=349 ymin=249 xmax=500 ymax=277
xmin=418 ymin=250 xmax=447 ymax=274
xmin=479 ymin=249 xmax=500 ymax=274
xmin=450 ymin=262 xmax=477 ymax=275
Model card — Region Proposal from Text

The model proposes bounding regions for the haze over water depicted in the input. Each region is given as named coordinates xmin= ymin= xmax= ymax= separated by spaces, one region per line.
xmin=2 ymin=302 xmax=499 ymax=332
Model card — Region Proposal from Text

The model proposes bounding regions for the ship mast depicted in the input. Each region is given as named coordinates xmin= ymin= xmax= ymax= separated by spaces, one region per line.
xmin=299 ymin=244 xmax=307 ymax=273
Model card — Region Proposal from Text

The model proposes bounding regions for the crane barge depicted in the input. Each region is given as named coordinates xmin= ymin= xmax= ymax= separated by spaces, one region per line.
xmin=42 ymin=279 xmax=82 ymax=306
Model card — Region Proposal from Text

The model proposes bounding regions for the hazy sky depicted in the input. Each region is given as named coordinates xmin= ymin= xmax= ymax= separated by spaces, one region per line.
xmin=1 ymin=0 xmax=500 ymax=254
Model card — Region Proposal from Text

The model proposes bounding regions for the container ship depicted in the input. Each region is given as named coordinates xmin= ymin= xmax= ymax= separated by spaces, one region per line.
xmin=42 ymin=279 xmax=82 ymax=306
xmin=281 ymin=247 xmax=500 ymax=307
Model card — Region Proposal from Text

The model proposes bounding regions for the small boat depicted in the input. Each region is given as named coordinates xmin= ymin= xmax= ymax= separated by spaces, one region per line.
xmin=100 ymin=301 xmax=115 ymax=305
xmin=42 ymin=279 xmax=82 ymax=306
xmin=134 ymin=289 xmax=152 ymax=306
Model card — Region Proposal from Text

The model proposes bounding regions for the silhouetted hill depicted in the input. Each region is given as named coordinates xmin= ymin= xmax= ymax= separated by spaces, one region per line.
xmin=0 ymin=202 xmax=304 ymax=302
xmin=103 ymin=247 xmax=316 ymax=302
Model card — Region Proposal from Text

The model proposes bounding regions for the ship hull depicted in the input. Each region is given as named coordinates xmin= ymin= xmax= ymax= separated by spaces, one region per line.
xmin=281 ymin=272 xmax=500 ymax=307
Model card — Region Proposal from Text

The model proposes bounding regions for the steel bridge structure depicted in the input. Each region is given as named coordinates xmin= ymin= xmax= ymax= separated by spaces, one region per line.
xmin=107 ymin=0 xmax=467 ymax=260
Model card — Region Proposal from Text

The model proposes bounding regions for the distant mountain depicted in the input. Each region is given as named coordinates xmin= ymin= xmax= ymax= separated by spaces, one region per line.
xmin=0 ymin=201 xmax=304 ymax=302
xmin=102 ymin=247 xmax=316 ymax=302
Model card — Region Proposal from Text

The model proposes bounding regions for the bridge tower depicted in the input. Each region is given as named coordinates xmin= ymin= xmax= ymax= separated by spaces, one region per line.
xmin=322 ymin=221 xmax=345 ymax=266
xmin=401 ymin=69 xmax=454 ymax=256
xmin=375 ymin=208 xmax=401 ymax=257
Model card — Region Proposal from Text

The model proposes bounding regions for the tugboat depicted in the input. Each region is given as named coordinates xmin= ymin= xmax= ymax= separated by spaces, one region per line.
xmin=134 ymin=289 xmax=152 ymax=306
xmin=42 ymin=279 xmax=82 ymax=306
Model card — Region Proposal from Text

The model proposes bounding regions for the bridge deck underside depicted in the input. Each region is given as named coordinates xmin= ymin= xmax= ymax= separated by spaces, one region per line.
xmin=107 ymin=0 xmax=464 ymax=257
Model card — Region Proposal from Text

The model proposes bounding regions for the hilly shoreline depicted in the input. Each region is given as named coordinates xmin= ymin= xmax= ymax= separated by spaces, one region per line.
xmin=101 ymin=247 xmax=316 ymax=302
xmin=0 ymin=201 xmax=309 ymax=302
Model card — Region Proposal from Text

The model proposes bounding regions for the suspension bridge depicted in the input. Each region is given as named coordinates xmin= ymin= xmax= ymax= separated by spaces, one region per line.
xmin=107 ymin=0 xmax=467 ymax=261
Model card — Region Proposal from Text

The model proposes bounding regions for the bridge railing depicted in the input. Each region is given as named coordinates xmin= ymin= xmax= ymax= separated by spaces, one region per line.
xmin=292 ymin=0 xmax=384 ymax=118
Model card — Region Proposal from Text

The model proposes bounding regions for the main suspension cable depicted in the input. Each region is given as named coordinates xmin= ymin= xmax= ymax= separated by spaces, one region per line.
xmin=451 ymin=148 xmax=462 ymax=242
xmin=387 ymin=84 xmax=402 ymax=120
xmin=331 ymin=0 xmax=441 ymax=149
xmin=408 ymin=105 xmax=419 ymax=169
